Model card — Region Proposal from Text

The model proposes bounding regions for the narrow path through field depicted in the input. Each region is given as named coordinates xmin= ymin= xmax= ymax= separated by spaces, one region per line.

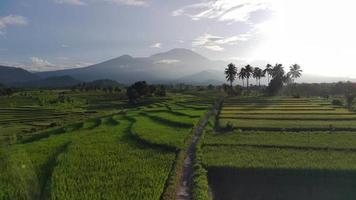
xmin=176 ymin=100 xmax=222 ymax=200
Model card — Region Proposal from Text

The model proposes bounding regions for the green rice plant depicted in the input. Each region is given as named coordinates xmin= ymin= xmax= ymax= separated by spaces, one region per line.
xmin=50 ymin=123 xmax=176 ymax=200
xmin=192 ymin=129 xmax=211 ymax=200
xmin=219 ymin=114 xmax=356 ymax=120
xmin=82 ymin=118 xmax=101 ymax=129
xmin=219 ymin=118 xmax=356 ymax=131
xmin=132 ymin=116 xmax=192 ymax=149
xmin=142 ymin=112 xmax=195 ymax=128
xmin=0 ymin=134 xmax=73 ymax=200
xmin=202 ymin=146 xmax=356 ymax=170
xmin=204 ymin=131 xmax=356 ymax=149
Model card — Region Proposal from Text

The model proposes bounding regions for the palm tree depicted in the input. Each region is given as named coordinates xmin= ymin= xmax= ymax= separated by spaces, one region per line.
xmin=271 ymin=63 xmax=284 ymax=79
xmin=263 ymin=64 xmax=273 ymax=84
xmin=244 ymin=65 xmax=253 ymax=89
xmin=253 ymin=68 xmax=259 ymax=86
xmin=224 ymin=63 xmax=238 ymax=90
xmin=238 ymin=68 xmax=247 ymax=87
xmin=289 ymin=64 xmax=303 ymax=83
xmin=253 ymin=67 xmax=265 ymax=87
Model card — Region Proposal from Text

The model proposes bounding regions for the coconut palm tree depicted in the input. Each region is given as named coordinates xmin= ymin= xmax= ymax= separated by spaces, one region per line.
xmin=238 ymin=68 xmax=247 ymax=87
xmin=253 ymin=68 xmax=259 ymax=86
xmin=244 ymin=65 xmax=253 ymax=89
xmin=263 ymin=64 xmax=273 ymax=84
xmin=253 ymin=67 xmax=265 ymax=87
xmin=271 ymin=63 xmax=284 ymax=79
xmin=224 ymin=63 xmax=238 ymax=90
xmin=289 ymin=64 xmax=303 ymax=83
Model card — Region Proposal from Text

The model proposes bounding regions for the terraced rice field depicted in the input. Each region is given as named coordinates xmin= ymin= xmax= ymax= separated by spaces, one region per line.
xmin=203 ymin=97 xmax=356 ymax=200
xmin=0 ymin=94 xmax=212 ymax=200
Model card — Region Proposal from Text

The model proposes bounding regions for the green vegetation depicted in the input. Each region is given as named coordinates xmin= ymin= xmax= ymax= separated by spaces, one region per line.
xmin=0 ymin=88 xmax=221 ymax=200
xmin=205 ymin=131 xmax=356 ymax=149
xmin=201 ymin=96 xmax=356 ymax=199
xmin=203 ymin=146 xmax=356 ymax=169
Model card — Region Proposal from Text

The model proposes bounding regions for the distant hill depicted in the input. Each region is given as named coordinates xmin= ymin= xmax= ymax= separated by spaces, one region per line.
xmin=83 ymin=79 xmax=124 ymax=88
xmin=0 ymin=66 xmax=39 ymax=85
xmin=176 ymin=70 xmax=224 ymax=85
xmin=37 ymin=48 xmax=225 ymax=84
xmin=12 ymin=76 xmax=81 ymax=88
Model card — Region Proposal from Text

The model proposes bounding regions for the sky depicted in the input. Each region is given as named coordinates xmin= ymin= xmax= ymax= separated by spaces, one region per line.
xmin=1 ymin=0 xmax=356 ymax=77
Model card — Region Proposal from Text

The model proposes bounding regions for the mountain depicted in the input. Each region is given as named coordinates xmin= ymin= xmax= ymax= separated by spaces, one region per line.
xmin=176 ymin=70 xmax=225 ymax=85
xmin=297 ymin=74 xmax=356 ymax=83
xmin=37 ymin=48 xmax=225 ymax=84
xmin=13 ymin=76 xmax=81 ymax=88
xmin=83 ymin=79 xmax=124 ymax=88
xmin=0 ymin=66 xmax=39 ymax=85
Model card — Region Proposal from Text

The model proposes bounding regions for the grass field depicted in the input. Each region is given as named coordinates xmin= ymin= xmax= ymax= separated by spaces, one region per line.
xmin=202 ymin=96 xmax=356 ymax=200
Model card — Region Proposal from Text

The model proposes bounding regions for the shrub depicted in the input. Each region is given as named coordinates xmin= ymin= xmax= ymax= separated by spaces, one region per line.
xmin=332 ymin=99 xmax=343 ymax=106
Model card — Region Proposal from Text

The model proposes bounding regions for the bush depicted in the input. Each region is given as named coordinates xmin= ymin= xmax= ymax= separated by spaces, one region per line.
xmin=332 ymin=99 xmax=343 ymax=106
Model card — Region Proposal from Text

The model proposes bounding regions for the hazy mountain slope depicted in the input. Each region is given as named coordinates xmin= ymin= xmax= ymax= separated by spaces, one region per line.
xmin=12 ymin=76 xmax=81 ymax=88
xmin=37 ymin=55 xmax=157 ymax=83
xmin=176 ymin=70 xmax=225 ymax=85
xmin=0 ymin=66 xmax=39 ymax=85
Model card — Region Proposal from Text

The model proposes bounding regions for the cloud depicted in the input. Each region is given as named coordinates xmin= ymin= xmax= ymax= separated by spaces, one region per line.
xmin=155 ymin=59 xmax=181 ymax=64
xmin=151 ymin=42 xmax=162 ymax=48
xmin=54 ymin=0 xmax=86 ymax=5
xmin=30 ymin=57 xmax=56 ymax=71
xmin=54 ymin=0 xmax=148 ymax=6
xmin=61 ymin=44 xmax=69 ymax=48
xmin=192 ymin=33 xmax=251 ymax=51
xmin=0 ymin=15 xmax=28 ymax=34
xmin=172 ymin=0 xmax=272 ymax=23
xmin=104 ymin=0 xmax=148 ymax=6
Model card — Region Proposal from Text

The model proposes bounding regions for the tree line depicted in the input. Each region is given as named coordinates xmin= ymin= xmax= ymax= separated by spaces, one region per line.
xmin=0 ymin=84 xmax=14 ymax=96
xmin=224 ymin=63 xmax=302 ymax=95
xmin=126 ymin=81 xmax=166 ymax=104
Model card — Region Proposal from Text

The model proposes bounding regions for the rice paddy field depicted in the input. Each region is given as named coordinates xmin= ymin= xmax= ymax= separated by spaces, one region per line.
xmin=0 ymin=90 xmax=218 ymax=200
xmin=3 ymin=90 xmax=356 ymax=200
xmin=202 ymin=97 xmax=356 ymax=200
xmin=0 ymin=90 xmax=128 ymax=145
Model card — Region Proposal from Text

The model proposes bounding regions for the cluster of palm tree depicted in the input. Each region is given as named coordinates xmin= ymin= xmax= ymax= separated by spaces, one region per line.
xmin=224 ymin=63 xmax=302 ymax=90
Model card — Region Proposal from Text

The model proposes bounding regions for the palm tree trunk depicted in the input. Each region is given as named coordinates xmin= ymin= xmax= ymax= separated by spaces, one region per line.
xmin=259 ymin=78 xmax=261 ymax=87
xmin=247 ymin=78 xmax=249 ymax=89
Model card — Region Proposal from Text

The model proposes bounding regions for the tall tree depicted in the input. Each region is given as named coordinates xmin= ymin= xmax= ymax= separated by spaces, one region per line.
xmin=238 ymin=68 xmax=247 ymax=87
xmin=267 ymin=64 xmax=289 ymax=96
xmin=244 ymin=65 xmax=253 ymax=89
xmin=263 ymin=64 xmax=273 ymax=84
xmin=224 ymin=63 xmax=238 ymax=90
xmin=288 ymin=64 xmax=303 ymax=83
xmin=253 ymin=68 xmax=259 ymax=85
xmin=253 ymin=67 xmax=265 ymax=87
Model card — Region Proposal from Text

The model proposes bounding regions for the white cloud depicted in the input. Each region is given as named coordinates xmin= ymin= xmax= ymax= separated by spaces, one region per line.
xmin=173 ymin=0 xmax=273 ymax=23
xmin=61 ymin=44 xmax=69 ymax=48
xmin=54 ymin=0 xmax=148 ymax=6
xmin=104 ymin=0 xmax=148 ymax=6
xmin=30 ymin=57 xmax=56 ymax=71
xmin=151 ymin=42 xmax=162 ymax=48
xmin=155 ymin=59 xmax=181 ymax=64
xmin=0 ymin=15 xmax=28 ymax=34
xmin=54 ymin=0 xmax=86 ymax=5
xmin=192 ymin=33 xmax=251 ymax=51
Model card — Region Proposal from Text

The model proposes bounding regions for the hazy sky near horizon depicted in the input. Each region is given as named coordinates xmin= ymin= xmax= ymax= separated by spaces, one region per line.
xmin=1 ymin=0 xmax=356 ymax=77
